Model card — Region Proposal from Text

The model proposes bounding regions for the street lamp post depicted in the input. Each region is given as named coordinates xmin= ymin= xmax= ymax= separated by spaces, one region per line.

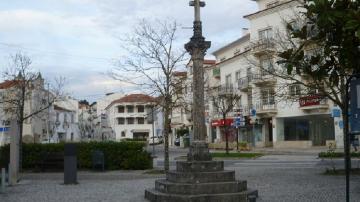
xmin=185 ymin=0 xmax=211 ymax=160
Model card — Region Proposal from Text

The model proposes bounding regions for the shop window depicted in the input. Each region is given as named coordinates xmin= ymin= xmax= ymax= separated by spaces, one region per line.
xmin=284 ymin=119 xmax=310 ymax=141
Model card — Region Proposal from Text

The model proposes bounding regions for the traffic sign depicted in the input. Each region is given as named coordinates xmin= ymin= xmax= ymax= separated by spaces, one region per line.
xmin=0 ymin=127 xmax=9 ymax=132
xmin=251 ymin=109 xmax=256 ymax=117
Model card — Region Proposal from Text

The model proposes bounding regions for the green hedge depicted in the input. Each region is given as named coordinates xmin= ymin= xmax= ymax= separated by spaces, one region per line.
xmin=318 ymin=152 xmax=360 ymax=158
xmin=0 ymin=142 xmax=152 ymax=170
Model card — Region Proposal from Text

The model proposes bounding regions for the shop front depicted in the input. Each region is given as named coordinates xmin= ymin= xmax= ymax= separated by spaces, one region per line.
xmin=275 ymin=114 xmax=335 ymax=148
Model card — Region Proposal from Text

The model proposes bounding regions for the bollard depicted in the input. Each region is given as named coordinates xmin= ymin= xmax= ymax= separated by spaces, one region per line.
xmin=64 ymin=143 xmax=77 ymax=185
xmin=1 ymin=168 xmax=5 ymax=193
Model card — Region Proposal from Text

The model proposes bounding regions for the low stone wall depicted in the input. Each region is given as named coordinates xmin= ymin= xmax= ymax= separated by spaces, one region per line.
xmin=208 ymin=142 xmax=238 ymax=150
xmin=274 ymin=141 xmax=313 ymax=149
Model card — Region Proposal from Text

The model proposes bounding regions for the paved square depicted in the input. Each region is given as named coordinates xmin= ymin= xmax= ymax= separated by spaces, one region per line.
xmin=1 ymin=155 xmax=359 ymax=202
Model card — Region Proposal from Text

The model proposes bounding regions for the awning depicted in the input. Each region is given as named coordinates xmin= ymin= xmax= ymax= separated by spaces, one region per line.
xmin=131 ymin=129 xmax=150 ymax=133
xmin=211 ymin=119 xmax=234 ymax=127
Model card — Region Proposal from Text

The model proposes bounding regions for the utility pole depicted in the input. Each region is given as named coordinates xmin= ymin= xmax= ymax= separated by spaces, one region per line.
xmin=185 ymin=0 xmax=211 ymax=160
xmin=47 ymin=83 xmax=50 ymax=143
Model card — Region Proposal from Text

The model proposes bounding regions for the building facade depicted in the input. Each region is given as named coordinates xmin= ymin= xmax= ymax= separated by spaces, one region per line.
xmin=106 ymin=94 xmax=157 ymax=141
xmin=0 ymin=74 xmax=49 ymax=144
xmin=210 ymin=0 xmax=342 ymax=149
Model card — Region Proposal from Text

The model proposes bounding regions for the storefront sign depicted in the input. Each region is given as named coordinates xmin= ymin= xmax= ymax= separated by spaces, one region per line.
xmin=299 ymin=95 xmax=324 ymax=107
xmin=211 ymin=119 xmax=233 ymax=127
xmin=0 ymin=127 xmax=9 ymax=132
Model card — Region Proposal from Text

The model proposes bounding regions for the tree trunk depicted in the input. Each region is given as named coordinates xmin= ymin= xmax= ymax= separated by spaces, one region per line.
xmin=163 ymin=107 xmax=171 ymax=171
xmin=223 ymin=114 xmax=229 ymax=155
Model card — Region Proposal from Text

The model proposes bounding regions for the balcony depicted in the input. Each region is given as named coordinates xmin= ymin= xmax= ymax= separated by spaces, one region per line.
xmin=254 ymin=101 xmax=277 ymax=116
xmin=211 ymin=106 xmax=251 ymax=120
xmin=299 ymin=95 xmax=329 ymax=111
xmin=251 ymin=38 xmax=276 ymax=57
xmin=237 ymin=77 xmax=251 ymax=92
xmin=217 ymin=85 xmax=237 ymax=95
xmin=252 ymin=72 xmax=276 ymax=86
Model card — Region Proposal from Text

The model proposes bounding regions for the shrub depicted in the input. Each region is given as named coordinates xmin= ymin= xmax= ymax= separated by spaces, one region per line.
xmin=0 ymin=142 xmax=152 ymax=170
xmin=318 ymin=152 xmax=360 ymax=158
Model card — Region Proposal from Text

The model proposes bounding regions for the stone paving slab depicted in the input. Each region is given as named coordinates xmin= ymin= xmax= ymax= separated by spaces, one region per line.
xmin=1 ymin=155 xmax=360 ymax=202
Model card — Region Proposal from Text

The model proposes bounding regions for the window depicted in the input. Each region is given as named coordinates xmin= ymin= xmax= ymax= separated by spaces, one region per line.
xmin=137 ymin=105 xmax=145 ymax=113
xmin=118 ymin=106 xmax=125 ymax=113
xmin=260 ymin=58 xmax=274 ymax=75
xmin=289 ymin=85 xmax=301 ymax=96
xmin=2 ymin=120 xmax=10 ymax=126
xmin=121 ymin=131 xmax=126 ymax=137
xmin=235 ymin=71 xmax=241 ymax=81
xmin=225 ymin=74 xmax=232 ymax=89
xmin=261 ymin=89 xmax=275 ymax=105
xmin=127 ymin=118 xmax=134 ymax=124
xmin=137 ymin=117 xmax=145 ymax=124
xmin=127 ymin=106 xmax=134 ymax=113
xmin=258 ymin=28 xmax=273 ymax=41
xmin=288 ymin=20 xmax=300 ymax=32
xmin=64 ymin=114 xmax=68 ymax=122
xmin=71 ymin=114 xmax=74 ymax=123
xmin=117 ymin=118 xmax=125 ymax=125
xmin=56 ymin=112 xmax=59 ymax=122
xmin=71 ymin=133 xmax=74 ymax=141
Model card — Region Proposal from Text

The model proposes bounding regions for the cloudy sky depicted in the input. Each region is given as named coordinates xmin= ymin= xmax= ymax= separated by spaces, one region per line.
xmin=0 ymin=0 xmax=257 ymax=102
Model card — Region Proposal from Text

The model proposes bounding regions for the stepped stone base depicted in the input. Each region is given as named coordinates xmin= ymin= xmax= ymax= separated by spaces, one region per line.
xmin=145 ymin=142 xmax=257 ymax=202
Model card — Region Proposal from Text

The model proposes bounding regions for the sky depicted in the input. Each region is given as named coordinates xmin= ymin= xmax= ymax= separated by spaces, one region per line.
xmin=0 ymin=0 xmax=257 ymax=102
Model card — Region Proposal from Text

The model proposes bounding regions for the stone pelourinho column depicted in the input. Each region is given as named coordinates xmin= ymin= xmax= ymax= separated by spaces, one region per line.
xmin=185 ymin=0 xmax=211 ymax=161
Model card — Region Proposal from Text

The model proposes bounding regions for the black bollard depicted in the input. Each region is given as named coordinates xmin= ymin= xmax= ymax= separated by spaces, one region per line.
xmin=64 ymin=143 xmax=77 ymax=185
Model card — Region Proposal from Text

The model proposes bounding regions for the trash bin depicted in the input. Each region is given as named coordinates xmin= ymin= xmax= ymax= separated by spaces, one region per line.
xmin=92 ymin=150 xmax=105 ymax=171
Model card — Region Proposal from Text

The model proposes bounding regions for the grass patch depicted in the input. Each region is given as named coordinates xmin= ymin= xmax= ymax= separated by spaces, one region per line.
xmin=319 ymin=152 xmax=360 ymax=158
xmin=211 ymin=152 xmax=263 ymax=159
xmin=324 ymin=168 xmax=360 ymax=175
xmin=143 ymin=169 xmax=166 ymax=175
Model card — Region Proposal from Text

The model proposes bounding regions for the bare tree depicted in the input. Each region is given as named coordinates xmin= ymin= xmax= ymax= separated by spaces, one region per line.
xmin=110 ymin=20 xmax=188 ymax=171
xmin=211 ymin=87 xmax=241 ymax=154
xmin=1 ymin=52 xmax=65 ymax=168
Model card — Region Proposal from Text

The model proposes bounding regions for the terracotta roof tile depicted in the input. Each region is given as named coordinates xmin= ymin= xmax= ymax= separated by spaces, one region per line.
xmin=106 ymin=94 xmax=156 ymax=109
xmin=0 ymin=80 xmax=19 ymax=89
xmin=173 ymin=71 xmax=187 ymax=77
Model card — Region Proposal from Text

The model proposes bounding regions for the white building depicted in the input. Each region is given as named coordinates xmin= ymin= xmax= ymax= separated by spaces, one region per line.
xmin=105 ymin=94 xmax=157 ymax=141
xmin=50 ymin=104 xmax=79 ymax=142
xmin=210 ymin=0 xmax=341 ymax=149
xmin=0 ymin=74 xmax=49 ymax=145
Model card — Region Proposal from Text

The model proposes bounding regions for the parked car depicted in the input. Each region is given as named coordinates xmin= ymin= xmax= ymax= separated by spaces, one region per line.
xmin=174 ymin=138 xmax=180 ymax=146
xmin=149 ymin=136 xmax=162 ymax=145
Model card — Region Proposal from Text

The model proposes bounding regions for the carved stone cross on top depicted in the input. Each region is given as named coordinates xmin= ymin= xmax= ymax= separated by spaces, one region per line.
xmin=189 ymin=0 xmax=206 ymax=22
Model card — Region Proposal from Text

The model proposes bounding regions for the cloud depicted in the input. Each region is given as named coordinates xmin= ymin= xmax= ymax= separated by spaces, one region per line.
xmin=0 ymin=0 xmax=258 ymax=102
